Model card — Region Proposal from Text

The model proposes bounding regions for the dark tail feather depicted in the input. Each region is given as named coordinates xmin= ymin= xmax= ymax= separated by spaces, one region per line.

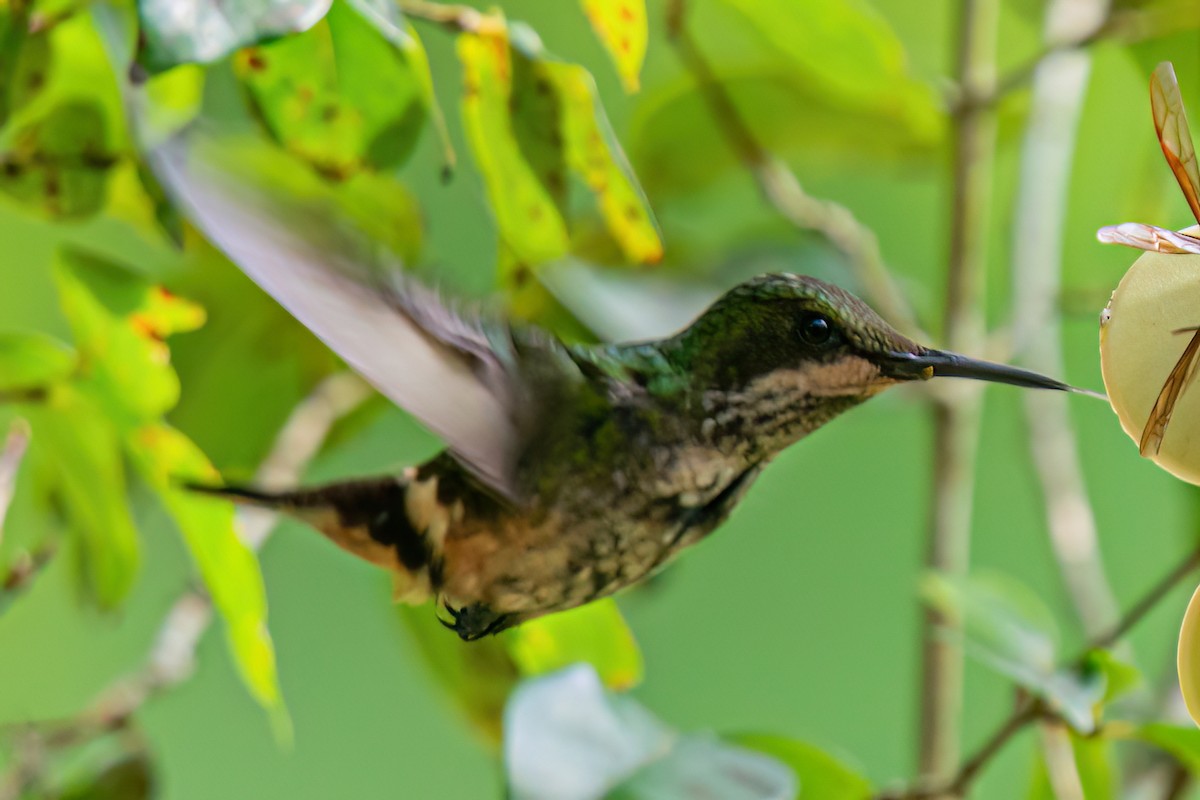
xmin=184 ymin=482 xmax=285 ymax=506
xmin=183 ymin=482 xmax=338 ymax=511
xmin=184 ymin=477 xmax=435 ymax=602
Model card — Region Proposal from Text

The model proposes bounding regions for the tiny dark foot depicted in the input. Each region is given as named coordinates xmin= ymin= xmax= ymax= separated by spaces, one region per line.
xmin=438 ymin=600 xmax=513 ymax=641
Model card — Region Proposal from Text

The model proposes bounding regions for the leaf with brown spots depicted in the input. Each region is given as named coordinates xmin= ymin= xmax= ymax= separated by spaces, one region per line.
xmin=235 ymin=1 xmax=427 ymax=178
xmin=458 ymin=22 xmax=571 ymax=267
xmin=542 ymin=59 xmax=662 ymax=264
xmin=579 ymin=0 xmax=647 ymax=93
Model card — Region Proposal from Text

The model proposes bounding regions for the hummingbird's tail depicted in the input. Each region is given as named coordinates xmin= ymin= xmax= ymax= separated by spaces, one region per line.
xmin=186 ymin=475 xmax=438 ymax=604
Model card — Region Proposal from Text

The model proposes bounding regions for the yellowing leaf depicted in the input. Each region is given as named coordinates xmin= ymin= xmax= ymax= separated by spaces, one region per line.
xmin=580 ymin=0 xmax=647 ymax=93
xmin=130 ymin=423 xmax=285 ymax=720
xmin=54 ymin=249 xmax=203 ymax=425
xmin=458 ymin=24 xmax=570 ymax=267
xmin=506 ymin=599 xmax=642 ymax=690
xmin=50 ymin=249 xmax=283 ymax=723
xmin=543 ymin=60 xmax=662 ymax=264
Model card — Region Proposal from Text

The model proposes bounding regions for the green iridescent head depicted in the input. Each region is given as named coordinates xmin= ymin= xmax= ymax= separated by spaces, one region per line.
xmin=672 ymin=274 xmax=1078 ymax=398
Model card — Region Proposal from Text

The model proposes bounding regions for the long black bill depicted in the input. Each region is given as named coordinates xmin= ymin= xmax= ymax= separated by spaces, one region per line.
xmin=885 ymin=349 xmax=1106 ymax=398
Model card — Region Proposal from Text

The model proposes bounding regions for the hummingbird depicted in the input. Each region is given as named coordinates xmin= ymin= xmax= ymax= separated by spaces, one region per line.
xmin=154 ymin=135 xmax=1093 ymax=641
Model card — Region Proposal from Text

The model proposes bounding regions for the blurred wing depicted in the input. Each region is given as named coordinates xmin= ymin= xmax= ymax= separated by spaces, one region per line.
xmin=151 ymin=134 xmax=540 ymax=498
xmin=1096 ymin=223 xmax=1200 ymax=254
xmin=1152 ymin=62 xmax=1200 ymax=226
xmin=1140 ymin=327 xmax=1200 ymax=455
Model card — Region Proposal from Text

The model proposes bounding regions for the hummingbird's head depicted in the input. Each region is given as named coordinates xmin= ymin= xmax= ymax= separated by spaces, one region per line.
xmin=672 ymin=274 xmax=1079 ymax=444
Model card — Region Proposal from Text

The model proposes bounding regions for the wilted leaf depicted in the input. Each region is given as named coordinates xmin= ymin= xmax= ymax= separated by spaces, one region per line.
xmin=507 ymin=599 xmax=643 ymax=690
xmin=505 ymin=665 xmax=795 ymax=800
xmin=922 ymin=571 xmax=1103 ymax=732
xmin=28 ymin=388 xmax=139 ymax=607
xmin=235 ymin=0 xmax=426 ymax=178
xmin=733 ymin=733 xmax=872 ymax=799
xmin=399 ymin=604 xmax=519 ymax=743
xmin=137 ymin=0 xmax=333 ymax=72
xmin=0 ymin=331 xmax=76 ymax=391
xmin=580 ymin=0 xmax=647 ymax=93
xmin=130 ymin=423 xmax=285 ymax=721
xmin=458 ymin=23 xmax=570 ymax=267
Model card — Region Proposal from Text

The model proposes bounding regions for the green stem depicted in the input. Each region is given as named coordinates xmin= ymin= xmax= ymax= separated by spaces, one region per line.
xmin=917 ymin=0 xmax=999 ymax=783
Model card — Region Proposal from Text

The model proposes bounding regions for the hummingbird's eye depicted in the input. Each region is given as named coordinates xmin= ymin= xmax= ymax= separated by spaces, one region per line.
xmin=798 ymin=313 xmax=835 ymax=347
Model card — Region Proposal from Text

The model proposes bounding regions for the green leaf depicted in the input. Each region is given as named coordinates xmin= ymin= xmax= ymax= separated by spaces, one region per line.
xmin=629 ymin=0 xmax=942 ymax=194
xmin=1082 ymin=649 xmax=1142 ymax=706
xmin=343 ymin=0 xmax=453 ymax=169
xmin=50 ymin=248 xmax=283 ymax=723
xmin=715 ymin=0 xmax=939 ymax=133
xmin=0 ymin=331 xmax=76 ymax=392
xmin=1135 ymin=723 xmax=1200 ymax=774
xmin=506 ymin=599 xmax=643 ymax=690
xmin=459 ymin=23 xmax=571 ymax=268
xmin=505 ymin=666 xmax=795 ymax=800
xmin=398 ymin=604 xmax=519 ymax=743
xmin=0 ymin=101 xmax=115 ymax=218
xmin=137 ymin=0 xmax=333 ymax=72
xmin=234 ymin=0 xmax=427 ymax=178
xmin=921 ymin=571 xmax=1103 ymax=732
xmin=1070 ymin=732 xmax=1115 ymax=800
xmin=53 ymin=249 xmax=204 ymax=426
xmin=732 ymin=734 xmax=872 ymax=799
xmin=129 ymin=422 xmax=285 ymax=723
xmin=0 ymin=8 xmax=51 ymax=129
xmin=0 ymin=15 xmax=127 ymax=220
xmin=27 ymin=388 xmax=139 ymax=607
xmin=579 ymin=0 xmax=647 ymax=93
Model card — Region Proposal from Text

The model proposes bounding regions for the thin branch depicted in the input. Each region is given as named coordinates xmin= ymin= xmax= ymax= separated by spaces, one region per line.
xmin=956 ymin=2 xmax=1198 ymax=113
xmin=1082 ymin=549 xmax=1200 ymax=657
xmin=664 ymin=0 xmax=927 ymax=343
xmin=1011 ymin=0 xmax=1117 ymax=643
xmin=399 ymin=0 xmax=506 ymax=35
xmin=1038 ymin=719 xmax=1085 ymax=800
xmin=885 ymin=546 xmax=1200 ymax=799
xmin=917 ymin=0 xmax=999 ymax=784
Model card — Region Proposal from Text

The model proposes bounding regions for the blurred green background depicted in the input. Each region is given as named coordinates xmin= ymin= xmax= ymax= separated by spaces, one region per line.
xmin=2 ymin=0 xmax=1200 ymax=797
